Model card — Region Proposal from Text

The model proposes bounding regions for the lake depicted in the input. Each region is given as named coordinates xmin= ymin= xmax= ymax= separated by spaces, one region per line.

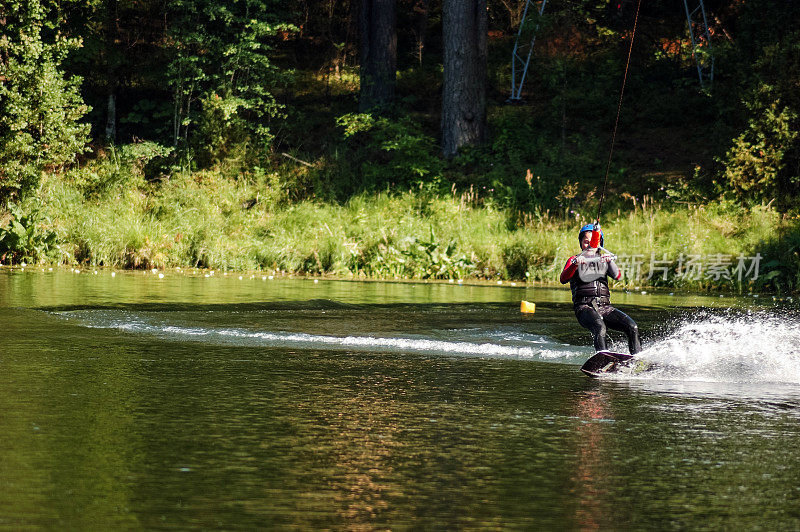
xmin=1 ymin=268 xmax=799 ymax=529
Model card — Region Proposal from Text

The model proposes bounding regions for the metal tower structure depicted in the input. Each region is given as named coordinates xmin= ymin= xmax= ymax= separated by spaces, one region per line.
xmin=508 ymin=0 xmax=715 ymax=101
xmin=682 ymin=0 xmax=714 ymax=87
xmin=508 ymin=0 xmax=548 ymax=102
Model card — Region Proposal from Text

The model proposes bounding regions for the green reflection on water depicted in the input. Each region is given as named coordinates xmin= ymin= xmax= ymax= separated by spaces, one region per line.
xmin=0 ymin=267 xmax=747 ymax=309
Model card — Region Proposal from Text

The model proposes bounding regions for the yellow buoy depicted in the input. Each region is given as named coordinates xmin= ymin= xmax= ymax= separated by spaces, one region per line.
xmin=520 ymin=301 xmax=536 ymax=314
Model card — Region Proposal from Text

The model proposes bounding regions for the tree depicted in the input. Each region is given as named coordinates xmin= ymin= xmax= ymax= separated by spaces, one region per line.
xmin=0 ymin=0 xmax=91 ymax=202
xmin=359 ymin=0 xmax=397 ymax=112
xmin=441 ymin=0 xmax=486 ymax=158
xmin=166 ymin=0 xmax=294 ymax=165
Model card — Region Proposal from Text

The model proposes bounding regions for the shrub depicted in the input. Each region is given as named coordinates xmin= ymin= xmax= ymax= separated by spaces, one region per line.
xmin=719 ymin=98 xmax=799 ymax=205
xmin=0 ymin=0 xmax=90 ymax=202
xmin=0 ymin=203 xmax=58 ymax=264
xmin=334 ymin=113 xmax=443 ymax=197
xmin=70 ymin=142 xmax=173 ymax=198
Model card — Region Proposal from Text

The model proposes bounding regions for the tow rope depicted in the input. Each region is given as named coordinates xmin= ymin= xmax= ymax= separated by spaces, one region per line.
xmin=592 ymin=0 xmax=644 ymax=248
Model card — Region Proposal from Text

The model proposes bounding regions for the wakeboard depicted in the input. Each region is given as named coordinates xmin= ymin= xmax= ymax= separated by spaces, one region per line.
xmin=580 ymin=351 xmax=635 ymax=377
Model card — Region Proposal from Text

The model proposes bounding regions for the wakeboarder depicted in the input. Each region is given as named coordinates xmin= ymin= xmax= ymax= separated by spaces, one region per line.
xmin=560 ymin=224 xmax=641 ymax=355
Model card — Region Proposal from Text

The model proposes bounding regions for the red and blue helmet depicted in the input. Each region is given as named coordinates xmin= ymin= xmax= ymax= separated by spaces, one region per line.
xmin=579 ymin=224 xmax=604 ymax=247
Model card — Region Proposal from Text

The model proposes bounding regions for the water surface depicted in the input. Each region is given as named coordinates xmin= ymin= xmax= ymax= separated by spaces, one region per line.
xmin=1 ymin=269 xmax=799 ymax=528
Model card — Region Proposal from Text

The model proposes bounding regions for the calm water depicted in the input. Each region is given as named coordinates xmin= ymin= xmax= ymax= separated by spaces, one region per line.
xmin=2 ymin=269 xmax=799 ymax=529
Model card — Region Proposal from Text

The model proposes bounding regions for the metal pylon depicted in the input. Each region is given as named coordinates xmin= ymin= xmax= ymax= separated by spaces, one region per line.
xmin=683 ymin=0 xmax=714 ymax=87
xmin=508 ymin=0 xmax=548 ymax=102
xmin=508 ymin=1 xmax=715 ymax=100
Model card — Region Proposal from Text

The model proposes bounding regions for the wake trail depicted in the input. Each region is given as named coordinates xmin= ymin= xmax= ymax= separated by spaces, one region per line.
xmin=51 ymin=309 xmax=584 ymax=362
xmin=51 ymin=308 xmax=800 ymax=384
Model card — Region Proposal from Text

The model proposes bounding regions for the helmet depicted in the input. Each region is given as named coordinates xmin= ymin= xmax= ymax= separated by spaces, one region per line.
xmin=579 ymin=224 xmax=604 ymax=247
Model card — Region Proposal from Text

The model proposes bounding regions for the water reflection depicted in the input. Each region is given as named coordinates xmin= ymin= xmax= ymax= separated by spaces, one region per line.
xmin=619 ymin=379 xmax=800 ymax=416
xmin=2 ymin=272 xmax=800 ymax=528
xmin=571 ymin=390 xmax=614 ymax=531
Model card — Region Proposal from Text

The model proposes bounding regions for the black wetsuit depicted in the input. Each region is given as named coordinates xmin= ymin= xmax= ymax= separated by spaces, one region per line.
xmin=560 ymin=253 xmax=642 ymax=354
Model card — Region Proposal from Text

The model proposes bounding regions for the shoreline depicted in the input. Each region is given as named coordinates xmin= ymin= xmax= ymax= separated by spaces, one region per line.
xmin=0 ymin=263 xmax=790 ymax=299
xmin=1 ymin=172 xmax=794 ymax=294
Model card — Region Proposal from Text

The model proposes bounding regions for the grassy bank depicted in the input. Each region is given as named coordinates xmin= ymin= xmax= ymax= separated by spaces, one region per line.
xmin=3 ymin=167 xmax=794 ymax=293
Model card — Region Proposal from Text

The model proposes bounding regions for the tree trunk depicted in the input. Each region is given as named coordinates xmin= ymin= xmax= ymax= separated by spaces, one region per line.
xmin=105 ymin=0 xmax=118 ymax=142
xmin=359 ymin=0 xmax=396 ymax=112
xmin=105 ymin=93 xmax=117 ymax=142
xmin=441 ymin=0 xmax=487 ymax=158
xmin=412 ymin=0 xmax=430 ymax=66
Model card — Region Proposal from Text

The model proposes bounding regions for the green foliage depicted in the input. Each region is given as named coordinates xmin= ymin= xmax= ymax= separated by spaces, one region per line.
xmin=332 ymin=113 xmax=443 ymax=196
xmin=166 ymin=0 xmax=295 ymax=165
xmin=69 ymin=142 xmax=173 ymax=198
xmin=710 ymin=9 xmax=800 ymax=208
xmin=0 ymin=203 xmax=58 ymax=264
xmin=374 ymin=227 xmax=476 ymax=279
xmin=755 ymin=223 xmax=800 ymax=294
xmin=448 ymin=105 xmax=604 ymax=216
xmin=23 ymin=166 xmax=800 ymax=292
xmin=719 ymin=98 xmax=798 ymax=205
xmin=0 ymin=0 xmax=91 ymax=202
xmin=3 ymin=0 xmax=800 ymax=293
xmin=120 ymin=99 xmax=174 ymax=141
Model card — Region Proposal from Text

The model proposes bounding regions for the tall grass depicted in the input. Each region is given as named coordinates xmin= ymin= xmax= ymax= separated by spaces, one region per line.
xmin=27 ymin=167 xmax=791 ymax=292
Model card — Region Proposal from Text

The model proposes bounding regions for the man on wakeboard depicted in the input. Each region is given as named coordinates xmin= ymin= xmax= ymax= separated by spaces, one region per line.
xmin=560 ymin=224 xmax=641 ymax=355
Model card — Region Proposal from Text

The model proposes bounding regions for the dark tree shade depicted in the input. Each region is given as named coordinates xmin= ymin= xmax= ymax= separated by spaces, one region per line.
xmin=359 ymin=0 xmax=397 ymax=112
xmin=104 ymin=0 xmax=118 ymax=142
xmin=441 ymin=0 xmax=487 ymax=158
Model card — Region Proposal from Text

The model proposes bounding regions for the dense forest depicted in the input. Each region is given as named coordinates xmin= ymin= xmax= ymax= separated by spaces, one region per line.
xmin=1 ymin=0 xmax=799 ymax=291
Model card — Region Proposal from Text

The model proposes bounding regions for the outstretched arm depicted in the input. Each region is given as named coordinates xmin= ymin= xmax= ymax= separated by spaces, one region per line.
xmin=560 ymin=256 xmax=578 ymax=284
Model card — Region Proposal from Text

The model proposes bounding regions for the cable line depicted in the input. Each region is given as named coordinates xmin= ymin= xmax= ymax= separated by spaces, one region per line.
xmin=596 ymin=0 xmax=644 ymax=225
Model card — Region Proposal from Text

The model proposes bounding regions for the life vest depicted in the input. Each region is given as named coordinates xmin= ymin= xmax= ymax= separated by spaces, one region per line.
xmin=569 ymin=251 xmax=611 ymax=306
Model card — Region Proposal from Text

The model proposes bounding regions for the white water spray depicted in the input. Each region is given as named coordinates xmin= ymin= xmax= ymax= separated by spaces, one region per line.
xmin=635 ymin=311 xmax=800 ymax=384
